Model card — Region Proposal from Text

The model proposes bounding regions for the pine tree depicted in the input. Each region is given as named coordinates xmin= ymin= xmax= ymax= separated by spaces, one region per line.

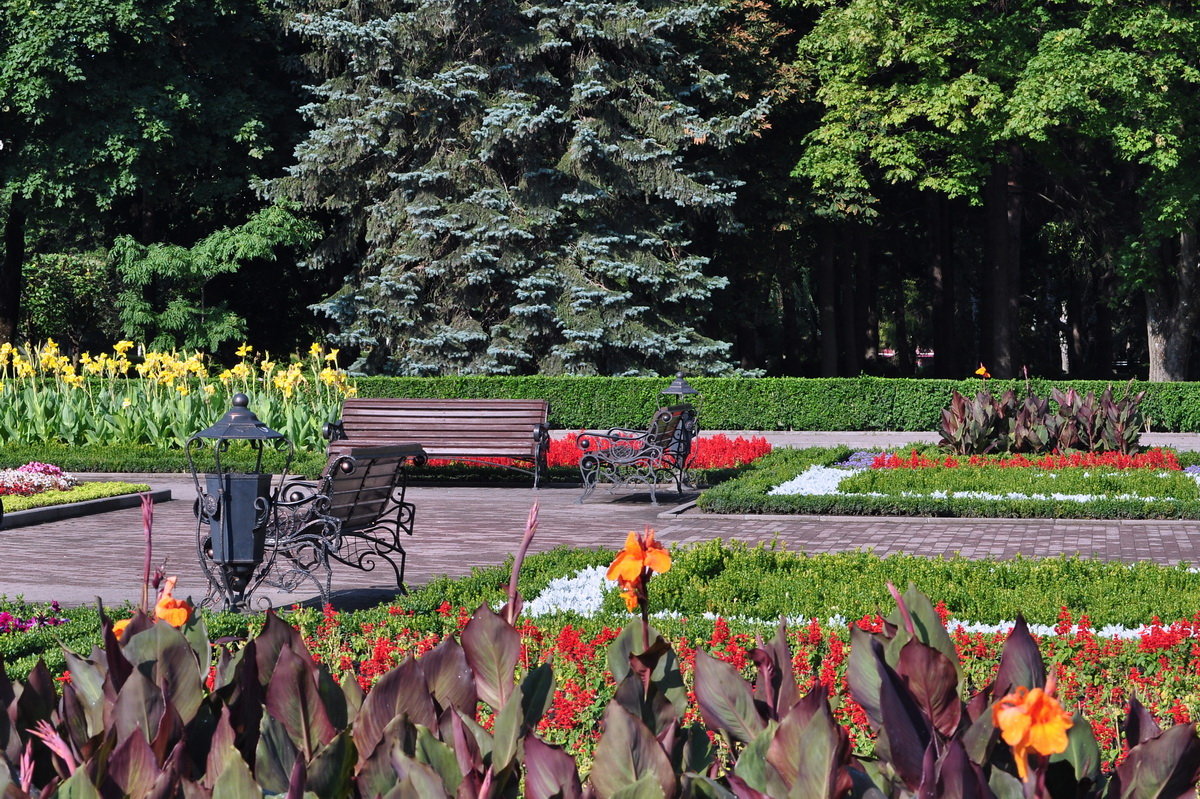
xmin=272 ymin=0 xmax=768 ymax=375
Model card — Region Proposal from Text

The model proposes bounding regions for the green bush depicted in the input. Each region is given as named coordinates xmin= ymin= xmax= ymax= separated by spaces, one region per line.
xmin=352 ymin=375 xmax=1200 ymax=431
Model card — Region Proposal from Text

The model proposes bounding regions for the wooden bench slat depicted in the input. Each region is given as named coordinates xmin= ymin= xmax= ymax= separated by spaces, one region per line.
xmin=327 ymin=397 xmax=551 ymax=487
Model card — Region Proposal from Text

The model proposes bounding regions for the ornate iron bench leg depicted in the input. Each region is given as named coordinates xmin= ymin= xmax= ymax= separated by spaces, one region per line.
xmin=579 ymin=454 xmax=601 ymax=503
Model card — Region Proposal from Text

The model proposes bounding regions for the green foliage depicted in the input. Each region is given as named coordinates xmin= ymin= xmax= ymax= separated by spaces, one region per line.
xmin=650 ymin=541 xmax=1200 ymax=628
xmin=0 ymin=481 xmax=150 ymax=512
xmin=19 ymin=252 xmax=120 ymax=349
xmin=0 ymin=443 xmax=329 ymax=479
xmin=113 ymin=205 xmax=321 ymax=351
xmin=274 ymin=0 xmax=769 ymax=376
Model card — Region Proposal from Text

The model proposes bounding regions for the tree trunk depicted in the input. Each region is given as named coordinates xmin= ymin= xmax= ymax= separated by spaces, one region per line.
xmin=0 ymin=201 xmax=26 ymax=343
xmin=1146 ymin=228 xmax=1199 ymax=381
xmin=984 ymin=146 xmax=1022 ymax=378
xmin=840 ymin=230 xmax=860 ymax=376
xmin=818 ymin=227 xmax=838 ymax=376
xmin=776 ymin=232 xmax=804 ymax=376
xmin=928 ymin=194 xmax=958 ymax=377
xmin=855 ymin=226 xmax=878 ymax=369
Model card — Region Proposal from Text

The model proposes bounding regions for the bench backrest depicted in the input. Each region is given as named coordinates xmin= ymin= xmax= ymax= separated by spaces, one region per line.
xmin=647 ymin=404 xmax=698 ymax=456
xmin=332 ymin=398 xmax=549 ymax=459
xmin=323 ymin=444 xmax=424 ymax=530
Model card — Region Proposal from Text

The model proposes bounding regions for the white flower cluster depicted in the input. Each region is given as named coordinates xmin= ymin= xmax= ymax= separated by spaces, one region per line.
xmin=524 ymin=568 xmax=1165 ymax=640
xmin=0 ymin=469 xmax=79 ymax=494
xmin=766 ymin=464 xmax=1193 ymax=503
xmin=523 ymin=565 xmax=610 ymax=617
xmin=768 ymin=465 xmax=851 ymax=496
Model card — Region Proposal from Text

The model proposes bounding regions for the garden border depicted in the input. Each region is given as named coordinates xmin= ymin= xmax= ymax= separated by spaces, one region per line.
xmin=1 ymin=488 xmax=172 ymax=530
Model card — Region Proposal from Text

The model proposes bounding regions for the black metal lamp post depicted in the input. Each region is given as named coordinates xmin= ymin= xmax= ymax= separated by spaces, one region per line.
xmin=187 ymin=393 xmax=293 ymax=612
xmin=661 ymin=371 xmax=699 ymax=405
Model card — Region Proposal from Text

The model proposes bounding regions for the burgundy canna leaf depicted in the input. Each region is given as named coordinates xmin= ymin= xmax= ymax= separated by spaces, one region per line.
xmin=1113 ymin=723 xmax=1200 ymax=799
xmin=108 ymin=724 xmax=161 ymax=798
xmin=896 ymin=638 xmax=962 ymax=738
xmin=112 ymin=670 xmax=165 ymax=746
xmin=352 ymin=655 xmax=435 ymax=763
xmin=876 ymin=654 xmax=931 ymax=792
xmin=724 ymin=774 xmax=773 ymax=799
xmin=931 ymin=739 xmax=990 ymax=799
xmin=253 ymin=612 xmax=310 ymax=687
xmin=992 ymin=616 xmax=1044 ymax=698
xmin=255 ymin=713 xmax=299 ymax=796
xmin=306 ymin=730 xmax=355 ymax=798
xmin=765 ymin=688 xmax=853 ymax=799
xmin=1123 ymin=694 xmax=1162 ymax=747
xmin=264 ymin=645 xmax=337 ymax=760
xmin=420 ymin=636 xmax=478 ymax=715
xmin=461 ymin=604 xmax=520 ymax=711
xmin=203 ymin=707 xmax=238 ymax=790
xmin=589 ymin=704 xmax=676 ymax=799
xmin=846 ymin=628 xmax=885 ymax=730
xmin=693 ymin=649 xmax=767 ymax=746
xmin=525 ymin=736 xmax=583 ymax=799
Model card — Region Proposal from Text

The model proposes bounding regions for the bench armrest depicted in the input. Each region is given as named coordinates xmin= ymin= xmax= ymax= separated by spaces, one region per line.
xmin=576 ymin=427 xmax=652 ymax=451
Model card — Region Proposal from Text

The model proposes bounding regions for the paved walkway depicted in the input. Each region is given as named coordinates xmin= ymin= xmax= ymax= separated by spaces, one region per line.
xmin=3 ymin=431 xmax=1199 ymax=609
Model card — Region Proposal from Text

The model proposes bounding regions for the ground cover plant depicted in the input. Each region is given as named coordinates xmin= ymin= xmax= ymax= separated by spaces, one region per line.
xmin=4 ymin=529 xmax=1200 ymax=796
xmin=699 ymin=445 xmax=1200 ymax=518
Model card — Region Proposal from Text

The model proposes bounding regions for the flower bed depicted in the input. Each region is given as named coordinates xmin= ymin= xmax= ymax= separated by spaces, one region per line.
xmin=0 ymin=461 xmax=150 ymax=514
xmin=8 ymin=541 xmax=1200 ymax=788
xmin=0 ymin=461 xmax=79 ymax=496
xmin=283 ymin=600 xmax=1200 ymax=771
xmin=421 ymin=432 xmax=771 ymax=471
xmin=699 ymin=445 xmax=1200 ymax=518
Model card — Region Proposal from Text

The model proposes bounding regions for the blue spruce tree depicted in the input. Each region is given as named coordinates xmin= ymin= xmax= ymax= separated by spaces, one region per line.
xmin=273 ymin=0 xmax=768 ymax=374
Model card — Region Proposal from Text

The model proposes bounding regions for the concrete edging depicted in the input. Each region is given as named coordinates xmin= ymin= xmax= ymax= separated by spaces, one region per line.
xmin=1 ymin=489 xmax=174 ymax=530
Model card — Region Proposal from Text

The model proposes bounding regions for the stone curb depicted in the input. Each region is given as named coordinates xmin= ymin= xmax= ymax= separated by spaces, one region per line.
xmin=1 ymin=489 xmax=174 ymax=530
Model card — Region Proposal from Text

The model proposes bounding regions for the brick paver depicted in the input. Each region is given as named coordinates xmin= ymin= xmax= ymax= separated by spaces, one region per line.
xmin=5 ymin=430 xmax=1200 ymax=608
xmin=5 ymin=472 xmax=1200 ymax=609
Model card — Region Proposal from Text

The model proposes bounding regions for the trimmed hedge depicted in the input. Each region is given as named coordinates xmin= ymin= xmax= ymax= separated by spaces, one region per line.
xmin=352 ymin=375 xmax=1199 ymax=431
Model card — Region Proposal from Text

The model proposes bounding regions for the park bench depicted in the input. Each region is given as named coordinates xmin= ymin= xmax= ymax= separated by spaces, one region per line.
xmin=198 ymin=444 xmax=426 ymax=607
xmin=576 ymin=404 xmax=699 ymax=505
xmin=323 ymin=398 xmax=551 ymax=487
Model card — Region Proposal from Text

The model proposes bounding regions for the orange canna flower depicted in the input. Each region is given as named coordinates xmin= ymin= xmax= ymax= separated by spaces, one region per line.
xmin=112 ymin=618 xmax=131 ymax=639
xmin=975 ymin=363 xmax=991 ymax=379
xmin=992 ymin=683 xmax=1073 ymax=780
xmin=112 ymin=576 xmax=193 ymax=640
xmin=154 ymin=576 xmax=193 ymax=628
xmin=618 ymin=581 xmax=639 ymax=612
xmin=607 ymin=528 xmax=671 ymax=584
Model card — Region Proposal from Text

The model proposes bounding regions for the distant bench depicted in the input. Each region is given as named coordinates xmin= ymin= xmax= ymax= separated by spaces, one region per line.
xmin=323 ymin=398 xmax=551 ymax=487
